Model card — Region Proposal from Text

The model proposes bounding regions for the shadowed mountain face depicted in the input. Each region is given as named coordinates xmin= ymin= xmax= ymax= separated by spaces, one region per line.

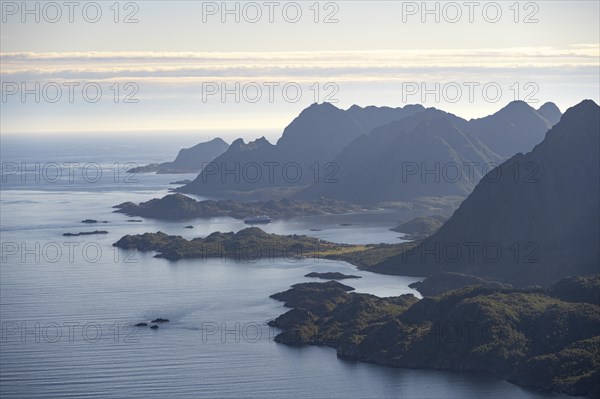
xmin=373 ymin=100 xmax=599 ymax=288
xmin=467 ymin=100 xmax=557 ymax=158
xmin=178 ymin=103 xmax=425 ymax=198
xmin=180 ymin=101 xmax=557 ymax=203
xmin=345 ymin=104 xmax=426 ymax=132
xmin=299 ymin=104 xmax=544 ymax=204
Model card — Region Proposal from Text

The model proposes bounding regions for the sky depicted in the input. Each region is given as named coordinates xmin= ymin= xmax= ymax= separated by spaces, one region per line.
xmin=1 ymin=0 xmax=599 ymax=141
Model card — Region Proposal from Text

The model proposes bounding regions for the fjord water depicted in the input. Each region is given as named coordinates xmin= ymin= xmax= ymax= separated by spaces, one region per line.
xmin=1 ymin=136 xmax=568 ymax=398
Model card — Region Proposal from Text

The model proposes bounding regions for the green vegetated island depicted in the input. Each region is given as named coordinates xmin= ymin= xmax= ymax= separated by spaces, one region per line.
xmin=269 ymin=277 xmax=600 ymax=398
xmin=113 ymin=227 xmax=379 ymax=261
xmin=114 ymin=194 xmax=365 ymax=220
xmin=112 ymin=225 xmax=600 ymax=396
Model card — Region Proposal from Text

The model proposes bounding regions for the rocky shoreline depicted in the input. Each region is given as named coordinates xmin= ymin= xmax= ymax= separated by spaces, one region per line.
xmin=113 ymin=227 xmax=366 ymax=261
xmin=114 ymin=193 xmax=364 ymax=220
xmin=304 ymin=272 xmax=361 ymax=280
xmin=268 ymin=276 xmax=600 ymax=397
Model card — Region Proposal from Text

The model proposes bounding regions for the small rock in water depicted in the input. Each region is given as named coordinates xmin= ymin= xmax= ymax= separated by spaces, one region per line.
xmin=150 ymin=325 xmax=159 ymax=329
xmin=184 ymin=225 xmax=193 ymax=229
xmin=151 ymin=318 xmax=169 ymax=323
xmin=134 ymin=322 xmax=148 ymax=327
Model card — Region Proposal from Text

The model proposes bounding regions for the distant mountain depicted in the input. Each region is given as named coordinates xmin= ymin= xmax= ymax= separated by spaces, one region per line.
xmin=298 ymin=108 xmax=501 ymax=203
xmin=299 ymin=101 xmax=558 ymax=204
xmin=373 ymin=100 xmax=599 ymax=288
xmin=178 ymin=103 xmax=424 ymax=198
xmin=467 ymin=100 xmax=556 ymax=158
xmin=128 ymin=138 xmax=229 ymax=174
xmin=158 ymin=138 xmax=229 ymax=173
xmin=537 ymin=102 xmax=562 ymax=125
xmin=345 ymin=104 xmax=425 ymax=132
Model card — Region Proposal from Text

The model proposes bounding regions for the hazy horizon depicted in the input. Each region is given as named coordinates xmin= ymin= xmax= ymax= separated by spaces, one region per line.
xmin=2 ymin=1 xmax=598 ymax=135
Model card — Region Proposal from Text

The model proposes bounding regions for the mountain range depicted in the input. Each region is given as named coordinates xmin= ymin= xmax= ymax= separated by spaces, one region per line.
xmin=178 ymin=103 xmax=427 ymax=198
xmin=300 ymin=101 xmax=558 ymax=203
xmin=372 ymin=100 xmax=599 ymax=288
xmin=179 ymin=101 xmax=561 ymax=203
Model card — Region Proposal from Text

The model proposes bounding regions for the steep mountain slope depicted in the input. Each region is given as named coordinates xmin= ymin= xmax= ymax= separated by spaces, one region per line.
xmin=467 ymin=100 xmax=555 ymax=158
xmin=345 ymin=104 xmax=425 ymax=132
xmin=298 ymin=108 xmax=501 ymax=203
xmin=373 ymin=100 xmax=599 ymax=287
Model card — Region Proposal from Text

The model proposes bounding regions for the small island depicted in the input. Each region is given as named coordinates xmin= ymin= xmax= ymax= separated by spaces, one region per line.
xmin=113 ymin=227 xmax=366 ymax=261
xmin=304 ymin=272 xmax=361 ymax=280
xmin=63 ymin=230 xmax=108 ymax=237
xmin=114 ymin=193 xmax=363 ymax=221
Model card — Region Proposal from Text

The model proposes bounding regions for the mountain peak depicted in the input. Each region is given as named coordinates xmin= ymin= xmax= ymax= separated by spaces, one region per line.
xmin=538 ymin=101 xmax=560 ymax=113
xmin=306 ymin=102 xmax=340 ymax=112
xmin=550 ymin=99 xmax=599 ymax=129
xmin=537 ymin=102 xmax=562 ymax=125
xmin=499 ymin=100 xmax=535 ymax=113
xmin=564 ymin=99 xmax=598 ymax=115
xmin=208 ymin=137 xmax=229 ymax=145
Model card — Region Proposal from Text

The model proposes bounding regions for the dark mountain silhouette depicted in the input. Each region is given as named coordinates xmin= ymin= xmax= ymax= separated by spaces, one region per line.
xmin=128 ymin=138 xmax=229 ymax=174
xmin=298 ymin=108 xmax=500 ymax=203
xmin=346 ymin=104 xmax=425 ymax=132
xmin=299 ymin=101 xmax=558 ymax=204
xmin=178 ymin=103 xmax=424 ymax=198
xmin=373 ymin=100 xmax=599 ymax=288
xmin=467 ymin=100 xmax=556 ymax=158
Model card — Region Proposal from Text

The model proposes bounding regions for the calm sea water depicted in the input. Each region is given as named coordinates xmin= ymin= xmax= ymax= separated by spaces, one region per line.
xmin=0 ymin=135 xmax=569 ymax=398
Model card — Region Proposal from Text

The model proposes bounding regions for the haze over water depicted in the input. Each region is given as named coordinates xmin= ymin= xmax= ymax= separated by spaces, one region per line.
xmin=0 ymin=137 xmax=570 ymax=398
